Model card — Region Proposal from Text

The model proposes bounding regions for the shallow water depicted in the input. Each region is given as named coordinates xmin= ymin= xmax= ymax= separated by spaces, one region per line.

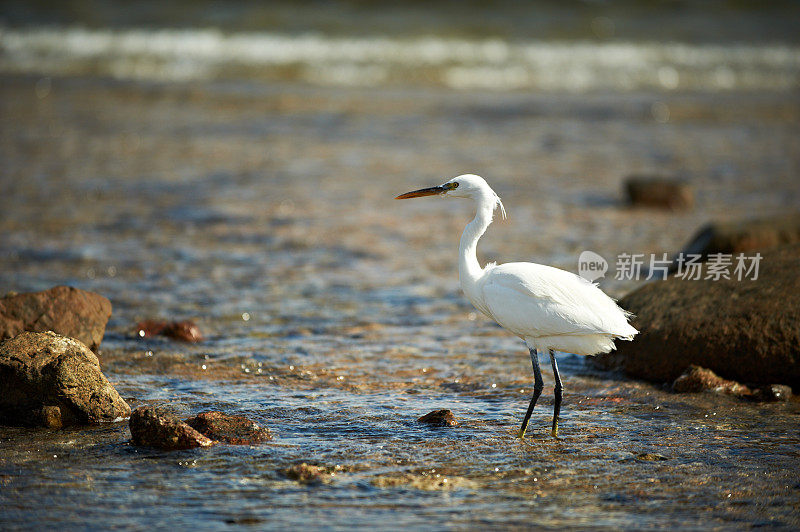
xmin=1 ymin=75 xmax=799 ymax=529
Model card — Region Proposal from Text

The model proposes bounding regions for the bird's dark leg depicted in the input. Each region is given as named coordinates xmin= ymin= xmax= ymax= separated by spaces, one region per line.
xmin=518 ymin=348 xmax=544 ymax=439
xmin=549 ymin=350 xmax=563 ymax=438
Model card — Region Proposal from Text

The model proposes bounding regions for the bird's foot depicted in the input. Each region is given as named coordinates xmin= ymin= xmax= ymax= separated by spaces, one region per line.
xmin=551 ymin=423 xmax=559 ymax=439
xmin=517 ymin=427 xmax=527 ymax=439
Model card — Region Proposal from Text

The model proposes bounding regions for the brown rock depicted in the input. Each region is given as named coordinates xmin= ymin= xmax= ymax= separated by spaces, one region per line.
xmin=184 ymin=411 xmax=272 ymax=444
xmin=625 ymin=177 xmax=694 ymax=210
xmin=753 ymin=384 xmax=793 ymax=403
xmin=636 ymin=453 xmax=669 ymax=461
xmin=135 ymin=320 xmax=203 ymax=342
xmin=672 ymin=365 xmax=750 ymax=395
xmin=680 ymin=213 xmax=800 ymax=257
xmin=594 ymin=245 xmax=800 ymax=388
xmin=0 ymin=331 xmax=130 ymax=427
xmin=39 ymin=405 xmax=64 ymax=428
xmin=129 ymin=406 xmax=213 ymax=450
xmin=418 ymin=409 xmax=458 ymax=427
xmin=0 ymin=286 xmax=111 ymax=351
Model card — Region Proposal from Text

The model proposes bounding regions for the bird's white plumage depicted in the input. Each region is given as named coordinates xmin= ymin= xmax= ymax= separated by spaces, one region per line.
xmin=477 ymin=262 xmax=637 ymax=355
xmin=402 ymin=173 xmax=638 ymax=357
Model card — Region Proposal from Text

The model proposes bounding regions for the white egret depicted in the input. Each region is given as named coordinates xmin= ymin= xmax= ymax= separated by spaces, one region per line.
xmin=396 ymin=174 xmax=638 ymax=438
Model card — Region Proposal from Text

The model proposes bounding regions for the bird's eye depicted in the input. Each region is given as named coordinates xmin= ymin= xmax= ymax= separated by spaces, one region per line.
xmin=447 ymin=182 xmax=459 ymax=190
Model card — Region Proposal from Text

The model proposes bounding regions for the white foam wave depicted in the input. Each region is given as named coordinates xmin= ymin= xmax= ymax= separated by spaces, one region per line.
xmin=1 ymin=26 xmax=798 ymax=91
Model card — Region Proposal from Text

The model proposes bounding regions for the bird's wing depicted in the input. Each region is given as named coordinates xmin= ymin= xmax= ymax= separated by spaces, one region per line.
xmin=479 ymin=262 xmax=635 ymax=338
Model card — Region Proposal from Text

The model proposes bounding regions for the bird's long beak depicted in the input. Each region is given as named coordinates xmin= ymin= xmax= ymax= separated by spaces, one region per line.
xmin=395 ymin=185 xmax=446 ymax=199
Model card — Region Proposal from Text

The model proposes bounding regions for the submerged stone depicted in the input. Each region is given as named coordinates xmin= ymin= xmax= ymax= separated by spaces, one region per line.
xmin=281 ymin=464 xmax=328 ymax=485
xmin=371 ymin=472 xmax=476 ymax=491
xmin=637 ymin=453 xmax=669 ymax=461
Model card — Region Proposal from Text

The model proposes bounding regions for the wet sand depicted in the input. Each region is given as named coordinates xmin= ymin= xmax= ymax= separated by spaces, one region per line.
xmin=0 ymin=74 xmax=799 ymax=529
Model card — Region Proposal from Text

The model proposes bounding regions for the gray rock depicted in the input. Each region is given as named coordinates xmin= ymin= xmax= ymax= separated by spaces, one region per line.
xmin=0 ymin=331 xmax=130 ymax=427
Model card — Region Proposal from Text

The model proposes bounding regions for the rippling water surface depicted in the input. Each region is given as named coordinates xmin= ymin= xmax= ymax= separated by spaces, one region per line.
xmin=1 ymin=11 xmax=799 ymax=526
xmin=3 ymin=27 xmax=800 ymax=91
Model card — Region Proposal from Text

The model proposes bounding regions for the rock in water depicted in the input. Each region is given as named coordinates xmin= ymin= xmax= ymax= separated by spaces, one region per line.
xmin=624 ymin=177 xmax=694 ymax=210
xmin=0 ymin=331 xmax=130 ymax=427
xmin=281 ymin=464 xmax=328 ymax=485
xmin=594 ymin=245 xmax=800 ymax=388
xmin=753 ymin=384 xmax=793 ymax=403
xmin=679 ymin=213 xmax=800 ymax=257
xmin=0 ymin=286 xmax=112 ymax=351
xmin=418 ymin=409 xmax=458 ymax=426
xmin=185 ymin=411 xmax=272 ymax=444
xmin=134 ymin=319 xmax=204 ymax=342
xmin=672 ymin=365 xmax=750 ymax=395
xmin=129 ymin=406 xmax=214 ymax=450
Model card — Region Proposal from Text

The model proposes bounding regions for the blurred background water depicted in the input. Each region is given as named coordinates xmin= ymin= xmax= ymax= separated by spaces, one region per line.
xmin=2 ymin=1 xmax=800 ymax=90
xmin=1 ymin=1 xmax=799 ymax=530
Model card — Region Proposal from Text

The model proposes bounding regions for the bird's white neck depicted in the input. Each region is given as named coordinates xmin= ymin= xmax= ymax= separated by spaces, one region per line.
xmin=459 ymin=194 xmax=496 ymax=295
